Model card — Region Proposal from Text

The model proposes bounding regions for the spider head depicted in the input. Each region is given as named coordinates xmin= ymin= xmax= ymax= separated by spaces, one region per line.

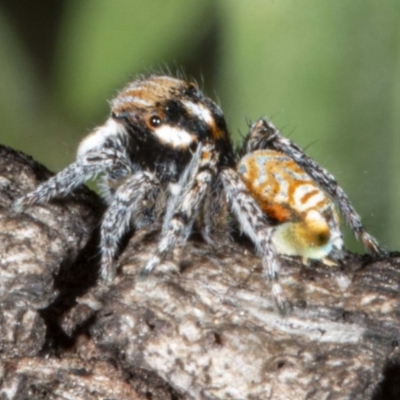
xmin=77 ymin=75 xmax=235 ymax=181
xmin=110 ymin=75 xmax=229 ymax=151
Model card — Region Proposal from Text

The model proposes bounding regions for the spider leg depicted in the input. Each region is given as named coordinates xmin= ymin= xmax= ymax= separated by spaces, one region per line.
xmin=161 ymin=140 xmax=204 ymax=233
xmin=13 ymin=147 xmax=132 ymax=211
xmin=200 ymin=177 xmax=231 ymax=248
xmin=100 ymin=171 xmax=160 ymax=282
xmin=221 ymin=168 xmax=285 ymax=313
xmin=242 ymin=118 xmax=385 ymax=256
xmin=141 ymin=142 xmax=217 ymax=276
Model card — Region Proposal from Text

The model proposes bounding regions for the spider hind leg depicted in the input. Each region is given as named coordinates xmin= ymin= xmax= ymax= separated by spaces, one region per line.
xmin=221 ymin=168 xmax=287 ymax=313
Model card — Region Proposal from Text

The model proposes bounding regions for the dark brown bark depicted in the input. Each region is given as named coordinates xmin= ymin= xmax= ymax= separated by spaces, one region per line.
xmin=0 ymin=144 xmax=399 ymax=400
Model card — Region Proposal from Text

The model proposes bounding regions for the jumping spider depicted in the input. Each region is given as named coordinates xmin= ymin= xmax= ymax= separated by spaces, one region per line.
xmin=14 ymin=74 xmax=384 ymax=310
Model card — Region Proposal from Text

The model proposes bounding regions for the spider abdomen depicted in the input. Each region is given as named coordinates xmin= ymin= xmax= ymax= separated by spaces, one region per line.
xmin=237 ymin=149 xmax=343 ymax=262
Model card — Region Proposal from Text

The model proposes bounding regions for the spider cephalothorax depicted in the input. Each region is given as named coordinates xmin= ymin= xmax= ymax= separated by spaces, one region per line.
xmin=78 ymin=75 xmax=235 ymax=193
xmin=14 ymin=74 xmax=384 ymax=311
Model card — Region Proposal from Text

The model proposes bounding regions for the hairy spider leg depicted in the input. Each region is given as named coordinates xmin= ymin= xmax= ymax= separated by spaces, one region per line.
xmin=221 ymin=168 xmax=285 ymax=312
xmin=141 ymin=142 xmax=218 ymax=276
xmin=199 ymin=177 xmax=231 ymax=248
xmin=101 ymin=171 xmax=160 ymax=282
xmin=13 ymin=149 xmax=131 ymax=212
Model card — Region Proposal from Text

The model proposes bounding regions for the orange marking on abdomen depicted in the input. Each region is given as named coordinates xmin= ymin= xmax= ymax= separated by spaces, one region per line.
xmin=261 ymin=202 xmax=293 ymax=223
xmin=238 ymin=149 xmax=331 ymax=223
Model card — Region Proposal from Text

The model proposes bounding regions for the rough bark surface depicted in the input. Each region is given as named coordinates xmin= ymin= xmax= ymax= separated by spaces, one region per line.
xmin=0 ymin=144 xmax=399 ymax=400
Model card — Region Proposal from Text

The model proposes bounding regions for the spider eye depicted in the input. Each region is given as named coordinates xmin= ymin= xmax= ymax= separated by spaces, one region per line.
xmin=149 ymin=115 xmax=162 ymax=127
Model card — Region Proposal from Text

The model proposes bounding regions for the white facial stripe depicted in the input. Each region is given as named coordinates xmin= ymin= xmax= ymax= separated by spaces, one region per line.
xmin=77 ymin=118 xmax=126 ymax=157
xmin=182 ymin=100 xmax=214 ymax=125
xmin=154 ymin=125 xmax=195 ymax=148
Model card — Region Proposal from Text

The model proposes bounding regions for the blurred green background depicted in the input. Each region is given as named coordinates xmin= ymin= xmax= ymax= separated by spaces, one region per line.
xmin=0 ymin=0 xmax=399 ymax=251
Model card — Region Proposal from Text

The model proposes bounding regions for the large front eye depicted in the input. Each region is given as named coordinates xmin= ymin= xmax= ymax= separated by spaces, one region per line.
xmin=149 ymin=115 xmax=162 ymax=127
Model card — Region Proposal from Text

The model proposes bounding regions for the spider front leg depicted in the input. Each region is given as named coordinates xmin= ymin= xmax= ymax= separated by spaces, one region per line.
xmin=100 ymin=171 xmax=160 ymax=282
xmin=221 ymin=168 xmax=285 ymax=312
xmin=141 ymin=142 xmax=218 ymax=276
xmin=13 ymin=147 xmax=131 ymax=212
xmin=242 ymin=119 xmax=385 ymax=256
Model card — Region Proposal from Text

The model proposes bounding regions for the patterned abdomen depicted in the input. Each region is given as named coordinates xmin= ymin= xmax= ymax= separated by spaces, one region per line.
xmin=237 ymin=150 xmax=343 ymax=262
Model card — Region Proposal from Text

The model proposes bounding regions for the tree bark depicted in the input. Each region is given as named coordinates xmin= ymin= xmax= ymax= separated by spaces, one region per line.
xmin=0 ymin=144 xmax=399 ymax=400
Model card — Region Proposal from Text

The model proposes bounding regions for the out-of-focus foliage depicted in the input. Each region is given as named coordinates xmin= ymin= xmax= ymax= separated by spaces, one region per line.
xmin=55 ymin=0 xmax=216 ymax=119
xmin=0 ymin=0 xmax=399 ymax=251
